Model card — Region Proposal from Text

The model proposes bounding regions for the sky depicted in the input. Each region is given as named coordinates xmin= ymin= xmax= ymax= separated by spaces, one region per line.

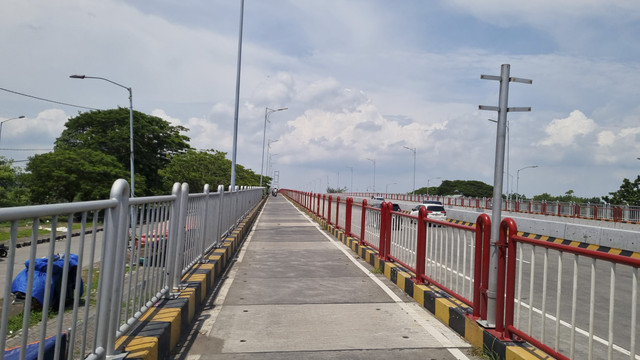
xmin=2 ymin=0 xmax=640 ymax=199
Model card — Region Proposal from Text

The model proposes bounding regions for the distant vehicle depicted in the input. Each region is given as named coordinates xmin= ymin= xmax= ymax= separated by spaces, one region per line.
xmin=410 ymin=204 xmax=446 ymax=222
xmin=422 ymin=200 xmax=443 ymax=205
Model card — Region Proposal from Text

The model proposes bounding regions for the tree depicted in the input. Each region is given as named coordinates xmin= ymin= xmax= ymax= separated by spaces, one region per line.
xmin=55 ymin=108 xmax=191 ymax=195
xmin=0 ymin=157 xmax=29 ymax=206
xmin=415 ymin=180 xmax=493 ymax=198
xmin=159 ymin=149 xmax=265 ymax=193
xmin=602 ymin=176 xmax=640 ymax=206
xmin=25 ymin=149 xmax=134 ymax=203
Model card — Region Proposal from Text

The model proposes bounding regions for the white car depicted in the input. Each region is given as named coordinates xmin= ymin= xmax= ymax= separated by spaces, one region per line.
xmin=410 ymin=204 xmax=447 ymax=222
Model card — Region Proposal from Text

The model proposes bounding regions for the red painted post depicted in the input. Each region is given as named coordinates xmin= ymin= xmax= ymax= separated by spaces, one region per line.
xmin=379 ymin=202 xmax=389 ymax=260
xmin=335 ymin=196 xmax=341 ymax=228
xmin=385 ymin=202 xmax=393 ymax=258
xmin=474 ymin=213 xmax=491 ymax=320
xmin=594 ymin=205 xmax=599 ymax=220
xmin=494 ymin=217 xmax=514 ymax=335
xmin=413 ymin=206 xmax=427 ymax=283
xmin=503 ymin=218 xmax=518 ymax=339
xmin=345 ymin=197 xmax=353 ymax=236
xmin=316 ymin=194 xmax=321 ymax=216
xmin=322 ymin=195 xmax=327 ymax=220
xmin=327 ymin=195 xmax=333 ymax=225
xmin=360 ymin=199 xmax=367 ymax=244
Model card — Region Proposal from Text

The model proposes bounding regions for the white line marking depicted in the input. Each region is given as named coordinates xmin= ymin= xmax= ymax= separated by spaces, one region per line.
xmin=284 ymin=197 xmax=471 ymax=359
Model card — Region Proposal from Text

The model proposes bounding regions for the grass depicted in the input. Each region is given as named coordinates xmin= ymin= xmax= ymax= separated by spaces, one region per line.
xmin=370 ymin=265 xmax=384 ymax=274
xmin=0 ymin=219 xmax=100 ymax=243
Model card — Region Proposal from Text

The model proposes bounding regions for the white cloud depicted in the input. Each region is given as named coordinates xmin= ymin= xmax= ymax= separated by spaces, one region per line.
xmin=537 ymin=110 xmax=596 ymax=146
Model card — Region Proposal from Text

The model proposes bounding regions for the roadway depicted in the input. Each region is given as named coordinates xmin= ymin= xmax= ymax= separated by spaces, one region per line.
xmin=172 ymin=195 xmax=481 ymax=359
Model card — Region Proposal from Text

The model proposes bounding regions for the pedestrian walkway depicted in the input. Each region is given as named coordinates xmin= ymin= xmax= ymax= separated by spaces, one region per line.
xmin=172 ymin=195 xmax=479 ymax=359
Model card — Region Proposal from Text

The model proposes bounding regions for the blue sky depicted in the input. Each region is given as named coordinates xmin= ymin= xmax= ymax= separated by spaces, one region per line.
xmin=2 ymin=0 xmax=640 ymax=199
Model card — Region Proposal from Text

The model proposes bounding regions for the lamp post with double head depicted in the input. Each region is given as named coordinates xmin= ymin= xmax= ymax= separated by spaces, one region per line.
xmin=260 ymin=107 xmax=287 ymax=186
xmin=70 ymin=75 xmax=135 ymax=196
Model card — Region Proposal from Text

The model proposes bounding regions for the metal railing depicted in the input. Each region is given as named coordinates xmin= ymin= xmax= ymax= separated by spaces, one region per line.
xmin=281 ymin=189 xmax=640 ymax=360
xmin=500 ymin=218 xmax=640 ymax=360
xmin=1 ymin=179 xmax=262 ymax=360
xmin=346 ymin=192 xmax=640 ymax=223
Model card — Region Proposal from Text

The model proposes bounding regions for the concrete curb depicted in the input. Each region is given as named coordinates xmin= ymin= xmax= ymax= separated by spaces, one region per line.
xmin=291 ymin=202 xmax=553 ymax=360
xmin=115 ymin=198 xmax=266 ymax=360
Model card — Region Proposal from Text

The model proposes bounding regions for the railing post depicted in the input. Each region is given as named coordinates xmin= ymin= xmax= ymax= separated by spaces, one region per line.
xmin=327 ymin=195 xmax=332 ymax=225
xmin=473 ymin=213 xmax=491 ymax=320
xmin=172 ymin=183 xmax=189 ymax=291
xmin=335 ymin=196 xmax=340 ymax=228
xmin=503 ymin=218 xmax=518 ymax=339
xmin=316 ymin=194 xmax=320 ymax=216
xmin=321 ymin=194 xmax=326 ymax=220
xmin=345 ymin=197 xmax=353 ymax=236
xmin=379 ymin=202 xmax=389 ymax=261
xmin=360 ymin=199 xmax=367 ymax=244
xmin=413 ymin=206 xmax=427 ymax=283
xmin=495 ymin=217 xmax=514 ymax=336
xmin=200 ymin=184 xmax=211 ymax=261
xmin=98 ymin=179 xmax=129 ymax=356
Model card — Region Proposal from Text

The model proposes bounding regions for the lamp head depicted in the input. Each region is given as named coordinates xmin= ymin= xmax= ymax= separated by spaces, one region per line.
xmin=69 ymin=75 xmax=86 ymax=79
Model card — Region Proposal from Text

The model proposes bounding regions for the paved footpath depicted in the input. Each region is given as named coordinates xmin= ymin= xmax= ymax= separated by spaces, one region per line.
xmin=172 ymin=195 xmax=480 ymax=359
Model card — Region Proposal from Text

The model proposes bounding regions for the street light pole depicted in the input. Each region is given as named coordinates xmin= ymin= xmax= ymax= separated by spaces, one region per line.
xmin=427 ymin=177 xmax=441 ymax=197
xmin=516 ymin=165 xmax=538 ymax=198
xmin=70 ymin=75 xmax=135 ymax=196
xmin=260 ymin=107 xmax=287 ymax=186
xmin=403 ymin=146 xmax=416 ymax=193
xmin=0 ymin=116 xmax=25 ymax=147
xmin=366 ymin=158 xmax=376 ymax=194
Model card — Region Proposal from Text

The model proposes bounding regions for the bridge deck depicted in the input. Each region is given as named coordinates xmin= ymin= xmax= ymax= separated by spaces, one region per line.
xmin=174 ymin=195 xmax=478 ymax=359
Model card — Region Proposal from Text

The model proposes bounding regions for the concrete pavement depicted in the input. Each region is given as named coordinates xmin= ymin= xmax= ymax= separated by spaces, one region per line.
xmin=172 ymin=195 xmax=479 ymax=359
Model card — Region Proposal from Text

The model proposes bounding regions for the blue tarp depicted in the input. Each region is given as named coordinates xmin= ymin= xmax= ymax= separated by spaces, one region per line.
xmin=11 ymin=254 xmax=83 ymax=309
xmin=4 ymin=333 xmax=66 ymax=360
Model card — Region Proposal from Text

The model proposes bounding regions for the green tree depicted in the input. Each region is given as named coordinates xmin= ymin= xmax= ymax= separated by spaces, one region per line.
xmin=602 ymin=176 xmax=640 ymax=205
xmin=0 ymin=157 xmax=29 ymax=206
xmin=159 ymin=149 xmax=266 ymax=193
xmin=55 ymin=108 xmax=191 ymax=195
xmin=25 ymin=149 xmax=134 ymax=203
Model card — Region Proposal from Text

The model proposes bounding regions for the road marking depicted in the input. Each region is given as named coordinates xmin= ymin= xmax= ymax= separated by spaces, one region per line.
xmin=285 ymin=197 xmax=471 ymax=359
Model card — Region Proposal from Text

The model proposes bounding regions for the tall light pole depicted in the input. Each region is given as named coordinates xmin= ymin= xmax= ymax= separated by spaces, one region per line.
xmin=479 ymin=64 xmax=532 ymax=328
xmin=260 ymin=107 xmax=287 ymax=186
xmin=488 ymin=118 xmax=510 ymax=198
xmin=517 ymin=165 xmax=538 ymax=198
xmin=0 ymin=116 xmax=25 ymax=147
xmin=230 ymin=0 xmax=245 ymax=192
xmin=366 ymin=158 xmax=376 ymax=194
xmin=403 ymin=146 xmax=416 ymax=193
xmin=427 ymin=177 xmax=441 ymax=197
xmin=70 ymin=75 xmax=135 ymax=196
xmin=346 ymin=166 xmax=353 ymax=193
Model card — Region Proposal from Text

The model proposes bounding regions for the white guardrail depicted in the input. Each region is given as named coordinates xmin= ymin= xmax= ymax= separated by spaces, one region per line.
xmin=0 ymin=179 xmax=263 ymax=360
